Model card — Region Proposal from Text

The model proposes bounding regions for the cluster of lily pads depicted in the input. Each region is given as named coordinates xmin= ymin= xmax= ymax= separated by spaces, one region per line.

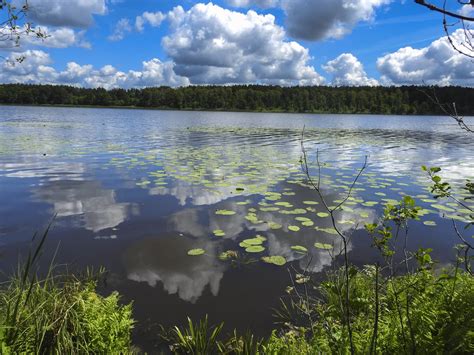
xmin=2 ymin=124 xmax=473 ymax=267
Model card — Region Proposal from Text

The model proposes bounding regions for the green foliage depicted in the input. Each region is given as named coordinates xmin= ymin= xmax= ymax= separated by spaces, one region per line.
xmin=1 ymin=84 xmax=474 ymax=115
xmin=422 ymin=166 xmax=473 ymax=271
xmin=365 ymin=195 xmax=420 ymax=259
xmin=0 ymin=272 xmax=134 ymax=354
xmin=168 ymin=316 xmax=224 ymax=354
xmin=187 ymin=248 xmax=206 ymax=256
xmin=261 ymin=331 xmax=313 ymax=354
xmin=222 ymin=330 xmax=264 ymax=355
xmin=305 ymin=267 xmax=474 ymax=354
xmin=163 ymin=265 xmax=474 ymax=354
xmin=422 ymin=166 xmax=452 ymax=199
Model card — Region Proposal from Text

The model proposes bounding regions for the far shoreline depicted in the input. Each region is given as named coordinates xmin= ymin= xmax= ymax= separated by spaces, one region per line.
xmin=1 ymin=103 xmax=472 ymax=117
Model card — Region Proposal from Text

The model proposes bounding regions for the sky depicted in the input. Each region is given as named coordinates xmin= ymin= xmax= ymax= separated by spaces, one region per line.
xmin=0 ymin=0 xmax=473 ymax=88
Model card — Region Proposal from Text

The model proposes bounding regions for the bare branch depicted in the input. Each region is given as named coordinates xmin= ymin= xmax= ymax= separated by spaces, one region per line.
xmin=415 ymin=0 xmax=474 ymax=21
xmin=417 ymin=86 xmax=474 ymax=133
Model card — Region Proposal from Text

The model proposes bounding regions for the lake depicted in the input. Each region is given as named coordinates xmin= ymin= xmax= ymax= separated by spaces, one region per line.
xmin=0 ymin=106 xmax=473 ymax=351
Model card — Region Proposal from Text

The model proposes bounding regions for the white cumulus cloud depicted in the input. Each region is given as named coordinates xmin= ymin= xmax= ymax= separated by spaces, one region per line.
xmin=281 ymin=0 xmax=391 ymax=41
xmin=0 ymin=50 xmax=189 ymax=89
xmin=162 ymin=3 xmax=324 ymax=85
xmin=0 ymin=25 xmax=90 ymax=49
xmin=376 ymin=29 xmax=474 ymax=86
xmin=108 ymin=18 xmax=132 ymax=41
xmin=323 ymin=53 xmax=378 ymax=86
xmin=224 ymin=0 xmax=391 ymax=41
xmin=226 ymin=0 xmax=279 ymax=8
xmin=135 ymin=11 xmax=166 ymax=32
xmin=20 ymin=0 xmax=107 ymax=28
xmin=0 ymin=50 xmax=57 ymax=84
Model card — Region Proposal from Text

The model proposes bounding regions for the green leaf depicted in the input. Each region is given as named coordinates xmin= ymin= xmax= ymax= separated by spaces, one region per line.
xmin=291 ymin=245 xmax=308 ymax=254
xmin=213 ymin=229 xmax=226 ymax=237
xmin=268 ymin=222 xmax=282 ymax=230
xmin=245 ymin=245 xmax=265 ymax=253
xmin=187 ymin=248 xmax=205 ymax=256
xmin=314 ymin=243 xmax=333 ymax=250
xmin=262 ymin=255 xmax=287 ymax=266
xmin=288 ymin=225 xmax=300 ymax=232
xmin=215 ymin=209 xmax=236 ymax=216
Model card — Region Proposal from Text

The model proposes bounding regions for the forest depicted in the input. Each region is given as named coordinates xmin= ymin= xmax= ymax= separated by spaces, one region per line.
xmin=1 ymin=84 xmax=474 ymax=115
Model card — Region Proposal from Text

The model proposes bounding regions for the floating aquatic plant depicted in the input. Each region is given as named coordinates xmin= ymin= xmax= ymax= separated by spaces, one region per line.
xmin=213 ymin=230 xmax=226 ymax=237
xmin=215 ymin=209 xmax=236 ymax=216
xmin=187 ymin=249 xmax=206 ymax=256
xmin=261 ymin=255 xmax=286 ymax=266
xmin=291 ymin=245 xmax=308 ymax=254
xmin=314 ymin=243 xmax=333 ymax=250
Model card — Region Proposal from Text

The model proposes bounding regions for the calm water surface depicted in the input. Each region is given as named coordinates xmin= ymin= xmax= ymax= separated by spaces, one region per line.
xmin=0 ymin=106 xmax=473 ymax=351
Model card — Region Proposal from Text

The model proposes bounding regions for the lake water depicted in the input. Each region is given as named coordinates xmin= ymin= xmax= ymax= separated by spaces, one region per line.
xmin=0 ymin=106 xmax=473 ymax=351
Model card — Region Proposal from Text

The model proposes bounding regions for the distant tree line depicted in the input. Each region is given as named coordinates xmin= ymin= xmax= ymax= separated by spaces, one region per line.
xmin=0 ymin=84 xmax=473 ymax=115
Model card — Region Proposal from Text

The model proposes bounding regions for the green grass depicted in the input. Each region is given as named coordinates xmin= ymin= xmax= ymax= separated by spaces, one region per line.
xmin=0 ymin=224 xmax=134 ymax=354
xmin=0 ymin=269 xmax=134 ymax=354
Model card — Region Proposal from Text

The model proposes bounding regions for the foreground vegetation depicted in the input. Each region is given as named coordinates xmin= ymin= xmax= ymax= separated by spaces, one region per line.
xmin=0 ymin=271 xmax=134 ymax=354
xmin=163 ymin=268 xmax=474 ymax=354
xmin=0 ymin=228 xmax=134 ymax=354
xmin=1 ymin=84 xmax=474 ymax=115
xmin=1 ymin=259 xmax=472 ymax=353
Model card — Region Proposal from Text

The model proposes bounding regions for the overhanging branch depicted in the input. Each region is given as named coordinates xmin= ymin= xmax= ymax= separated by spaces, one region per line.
xmin=415 ymin=0 xmax=474 ymax=21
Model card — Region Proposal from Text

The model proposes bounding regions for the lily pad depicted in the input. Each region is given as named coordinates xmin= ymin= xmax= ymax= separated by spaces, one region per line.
xmin=314 ymin=243 xmax=333 ymax=250
xmin=246 ymin=245 xmax=265 ymax=253
xmin=262 ymin=255 xmax=287 ymax=266
xmin=244 ymin=236 xmax=266 ymax=245
xmin=268 ymin=222 xmax=283 ymax=230
xmin=280 ymin=209 xmax=307 ymax=215
xmin=291 ymin=245 xmax=308 ymax=253
xmin=187 ymin=248 xmax=205 ymax=256
xmin=260 ymin=207 xmax=280 ymax=212
xmin=295 ymin=217 xmax=311 ymax=222
xmin=288 ymin=225 xmax=300 ymax=232
xmin=275 ymin=202 xmax=293 ymax=208
xmin=213 ymin=229 xmax=226 ymax=237
xmin=423 ymin=221 xmax=437 ymax=226
xmin=431 ymin=204 xmax=455 ymax=212
xmin=215 ymin=209 xmax=236 ymax=216
xmin=317 ymin=212 xmax=330 ymax=218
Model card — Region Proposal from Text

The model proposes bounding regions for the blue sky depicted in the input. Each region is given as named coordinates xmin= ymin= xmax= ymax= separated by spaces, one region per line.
xmin=1 ymin=0 xmax=473 ymax=87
